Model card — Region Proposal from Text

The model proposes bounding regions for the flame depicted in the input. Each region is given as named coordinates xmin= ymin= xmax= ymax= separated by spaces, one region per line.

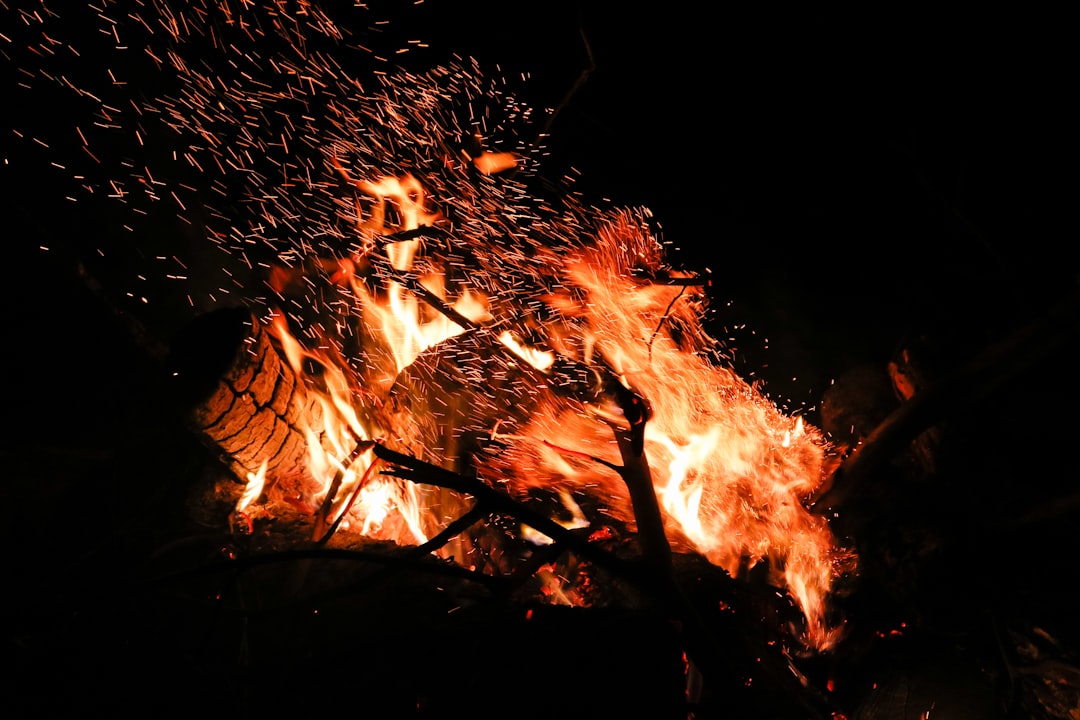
xmin=12 ymin=1 xmax=856 ymax=652
xmin=521 ymin=489 xmax=591 ymax=545
xmin=498 ymin=331 xmax=556 ymax=372
xmin=248 ymin=205 xmax=850 ymax=649
xmin=237 ymin=460 xmax=268 ymax=514
xmin=487 ymin=218 xmax=851 ymax=649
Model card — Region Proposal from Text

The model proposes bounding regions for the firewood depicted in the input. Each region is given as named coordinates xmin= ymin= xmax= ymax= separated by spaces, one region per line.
xmin=167 ymin=306 xmax=314 ymax=494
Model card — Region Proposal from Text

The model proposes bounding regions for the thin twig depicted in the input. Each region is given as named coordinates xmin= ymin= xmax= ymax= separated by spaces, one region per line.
xmin=367 ymin=246 xmax=486 ymax=334
xmin=369 ymin=442 xmax=642 ymax=581
xmin=330 ymin=502 xmax=494 ymax=601
xmin=521 ymin=19 xmax=596 ymax=175
xmin=313 ymin=439 xmax=376 ymax=544
xmin=647 ymin=285 xmax=686 ymax=364
xmin=407 ymin=502 xmax=489 ymax=558
xmin=313 ymin=453 xmax=382 ymax=547
xmin=540 ymin=438 xmax=621 ymax=473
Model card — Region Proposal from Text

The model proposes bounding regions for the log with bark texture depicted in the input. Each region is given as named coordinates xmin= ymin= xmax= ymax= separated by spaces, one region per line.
xmin=167 ymin=306 xmax=317 ymax=492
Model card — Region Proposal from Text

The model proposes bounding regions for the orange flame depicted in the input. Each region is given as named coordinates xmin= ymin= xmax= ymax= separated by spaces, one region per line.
xmin=493 ymin=217 xmax=851 ymax=649
xmin=133 ymin=30 xmax=853 ymax=650
xmin=10 ymin=0 xmax=856 ymax=657
xmin=244 ymin=201 xmax=851 ymax=650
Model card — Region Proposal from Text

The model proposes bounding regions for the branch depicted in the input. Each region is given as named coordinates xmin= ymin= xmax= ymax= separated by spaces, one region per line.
xmin=313 ymin=440 xmax=377 ymax=545
xmin=608 ymin=425 xmax=673 ymax=577
xmin=369 ymin=441 xmax=643 ymax=581
xmin=542 ymin=429 xmax=672 ymax=577
xmin=526 ymin=17 xmax=596 ymax=166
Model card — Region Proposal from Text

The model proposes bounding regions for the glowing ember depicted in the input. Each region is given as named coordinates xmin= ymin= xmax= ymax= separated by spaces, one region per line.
xmin=7 ymin=1 xmax=855 ymax=651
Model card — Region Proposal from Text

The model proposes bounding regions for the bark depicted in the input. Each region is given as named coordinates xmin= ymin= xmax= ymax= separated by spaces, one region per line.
xmin=167 ymin=306 xmax=316 ymax=490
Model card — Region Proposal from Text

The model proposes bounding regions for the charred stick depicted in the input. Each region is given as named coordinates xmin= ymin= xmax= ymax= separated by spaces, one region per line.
xmin=313 ymin=439 xmax=377 ymax=545
xmin=539 ymin=439 xmax=620 ymax=473
xmin=608 ymin=425 xmax=673 ymax=578
xmin=649 ymin=276 xmax=711 ymax=287
xmin=648 ymin=285 xmax=688 ymax=364
xmin=329 ymin=503 xmax=494 ymax=602
xmin=313 ymin=457 xmax=385 ymax=547
xmin=631 ymin=269 xmax=712 ymax=287
xmin=368 ymin=250 xmax=485 ymax=334
xmin=506 ymin=534 xmax=571 ymax=583
xmin=370 ymin=442 xmax=645 ymax=582
xmin=600 ymin=423 xmax=735 ymax=698
xmin=382 ymin=226 xmax=453 ymax=244
xmin=406 ymin=502 xmax=489 ymax=558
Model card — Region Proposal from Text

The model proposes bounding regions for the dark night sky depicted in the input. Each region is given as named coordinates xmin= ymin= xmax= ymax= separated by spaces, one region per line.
xmin=4 ymin=2 xmax=1074 ymax=411
xmin=426 ymin=4 xmax=1077 ymax=403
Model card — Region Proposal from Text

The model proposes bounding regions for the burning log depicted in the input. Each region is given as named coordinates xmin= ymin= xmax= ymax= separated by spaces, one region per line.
xmin=167 ymin=306 xmax=316 ymax=500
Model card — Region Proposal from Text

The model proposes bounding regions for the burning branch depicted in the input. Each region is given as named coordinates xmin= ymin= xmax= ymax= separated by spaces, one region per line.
xmin=340 ymin=440 xmax=766 ymax=701
xmin=312 ymin=441 xmax=382 ymax=545
xmin=608 ymin=424 xmax=674 ymax=576
xmin=539 ymin=428 xmax=673 ymax=577
xmin=367 ymin=441 xmax=643 ymax=580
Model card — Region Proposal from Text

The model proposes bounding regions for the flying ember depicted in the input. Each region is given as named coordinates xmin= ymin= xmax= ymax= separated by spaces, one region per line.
xmin=7 ymin=1 xmax=855 ymax=652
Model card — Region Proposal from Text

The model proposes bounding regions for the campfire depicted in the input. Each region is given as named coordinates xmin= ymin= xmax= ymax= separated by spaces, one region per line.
xmin=6 ymin=2 xmax=1079 ymax=719
xmin=168 ymin=167 xmax=853 ymax=629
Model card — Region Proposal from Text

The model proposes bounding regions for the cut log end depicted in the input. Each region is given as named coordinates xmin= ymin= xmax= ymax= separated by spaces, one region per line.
xmin=167 ymin=306 xmax=312 ymax=487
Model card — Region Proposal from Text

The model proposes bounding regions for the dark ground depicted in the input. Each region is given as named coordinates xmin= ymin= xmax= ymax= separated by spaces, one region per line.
xmin=3 ymin=3 xmax=1079 ymax=718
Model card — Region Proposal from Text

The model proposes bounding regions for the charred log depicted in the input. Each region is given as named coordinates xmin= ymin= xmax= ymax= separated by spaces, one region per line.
xmin=166 ymin=306 xmax=314 ymax=492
